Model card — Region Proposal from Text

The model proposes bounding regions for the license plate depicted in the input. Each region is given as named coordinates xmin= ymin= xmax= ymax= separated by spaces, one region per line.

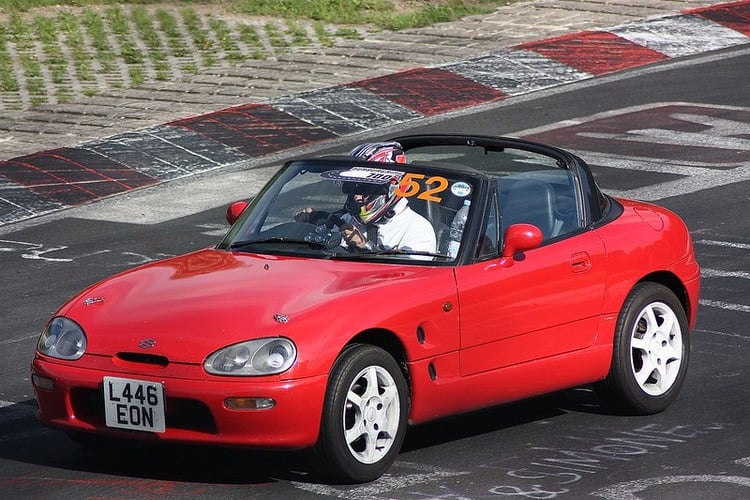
xmin=103 ymin=376 xmax=166 ymax=433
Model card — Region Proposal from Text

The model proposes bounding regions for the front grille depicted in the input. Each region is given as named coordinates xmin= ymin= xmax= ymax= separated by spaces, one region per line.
xmin=70 ymin=387 xmax=217 ymax=434
xmin=115 ymin=352 xmax=169 ymax=366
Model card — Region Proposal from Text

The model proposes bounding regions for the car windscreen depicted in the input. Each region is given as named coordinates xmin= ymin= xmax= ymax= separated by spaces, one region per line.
xmin=218 ymin=158 xmax=480 ymax=262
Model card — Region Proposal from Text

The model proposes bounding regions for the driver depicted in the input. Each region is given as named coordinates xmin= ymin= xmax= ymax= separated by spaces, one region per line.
xmin=341 ymin=142 xmax=436 ymax=254
xmin=297 ymin=142 xmax=436 ymax=255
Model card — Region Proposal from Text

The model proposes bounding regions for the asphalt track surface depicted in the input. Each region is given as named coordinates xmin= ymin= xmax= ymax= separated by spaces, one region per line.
xmin=0 ymin=6 xmax=749 ymax=500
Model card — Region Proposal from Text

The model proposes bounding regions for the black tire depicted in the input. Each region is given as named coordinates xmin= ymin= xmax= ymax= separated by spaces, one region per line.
xmin=314 ymin=344 xmax=408 ymax=483
xmin=596 ymin=282 xmax=690 ymax=415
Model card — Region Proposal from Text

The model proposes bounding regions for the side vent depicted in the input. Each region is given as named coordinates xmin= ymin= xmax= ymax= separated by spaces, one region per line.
xmin=416 ymin=326 xmax=426 ymax=344
xmin=428 ymin=362 xmax=437 ymax=381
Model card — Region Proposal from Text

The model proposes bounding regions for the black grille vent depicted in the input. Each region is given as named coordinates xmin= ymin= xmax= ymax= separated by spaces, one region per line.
xmin=116 ymin=352 xmax=169 ymax=366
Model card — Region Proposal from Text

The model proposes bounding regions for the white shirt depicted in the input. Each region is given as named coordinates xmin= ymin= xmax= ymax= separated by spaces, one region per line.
xmin=375 ymin=198 xmax=436 ymax=255
xmin=338 ymin=198 xmax=436 ymax=258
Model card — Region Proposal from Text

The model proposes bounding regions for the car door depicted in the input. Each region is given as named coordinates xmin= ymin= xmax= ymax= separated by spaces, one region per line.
xmin=456 ymin=170 xmax=607 ymax=377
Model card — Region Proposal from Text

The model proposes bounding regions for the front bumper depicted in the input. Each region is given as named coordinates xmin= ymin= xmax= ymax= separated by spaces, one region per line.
xmin=31 ymin=356 xmax=327 ymax=449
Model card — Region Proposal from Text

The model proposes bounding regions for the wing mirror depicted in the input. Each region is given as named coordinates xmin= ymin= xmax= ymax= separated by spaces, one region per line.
xmin=499 ymin=223 xmax=543 ymax=267
xmin=226 ymin=201 xmax=249 ymax=225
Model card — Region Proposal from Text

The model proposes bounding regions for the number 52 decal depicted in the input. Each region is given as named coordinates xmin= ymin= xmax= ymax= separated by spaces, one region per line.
xmin=395 ymin=173 xmax=449 ymax=202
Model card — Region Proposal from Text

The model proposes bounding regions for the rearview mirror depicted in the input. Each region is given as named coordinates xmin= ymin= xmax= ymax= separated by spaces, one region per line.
xmin=226 ymin=201 xmax=249 ymax=225
xmin=499 ymin=223 xmax=543 ymax=267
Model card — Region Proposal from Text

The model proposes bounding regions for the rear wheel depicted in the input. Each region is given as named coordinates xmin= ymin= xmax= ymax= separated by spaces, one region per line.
xmin=314 ymin=344 xmax=408 ymax=483
xmin=597 ymin=282 xmax=690 ymax=414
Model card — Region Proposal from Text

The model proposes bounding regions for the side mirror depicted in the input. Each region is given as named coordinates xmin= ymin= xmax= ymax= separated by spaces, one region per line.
xmin=499 ymin=223 xmax=543 ymax=267
xmin=226 ymin=201 xmax=249 ymax=225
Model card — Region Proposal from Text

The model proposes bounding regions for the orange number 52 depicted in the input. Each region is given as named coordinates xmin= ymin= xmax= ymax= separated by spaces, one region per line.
xmin=395 ymin=173 xmax=449 ymax=203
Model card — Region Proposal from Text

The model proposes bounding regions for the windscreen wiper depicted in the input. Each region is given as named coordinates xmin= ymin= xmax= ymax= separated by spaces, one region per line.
xmin=371 ymin=248 xmax=450 ymax=259
xmin=333 ymin=248 xmax=450 ymax=261
xmin=229 ymin=237 xmax=328 ymax=250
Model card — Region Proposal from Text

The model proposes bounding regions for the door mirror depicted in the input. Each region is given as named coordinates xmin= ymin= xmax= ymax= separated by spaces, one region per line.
xmin=499 ymin=223 xmax=543 ymax=267
xmin=226 ymin=201 xmax=249 ymax=225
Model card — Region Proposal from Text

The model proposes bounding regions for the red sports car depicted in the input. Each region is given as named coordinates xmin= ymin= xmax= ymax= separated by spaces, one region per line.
xmin=31 ymin=134 xmax=700 ymax=483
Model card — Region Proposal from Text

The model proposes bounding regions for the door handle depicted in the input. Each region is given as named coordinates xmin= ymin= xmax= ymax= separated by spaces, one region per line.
xmin=570 ymin=252 xmax=591 ymax=273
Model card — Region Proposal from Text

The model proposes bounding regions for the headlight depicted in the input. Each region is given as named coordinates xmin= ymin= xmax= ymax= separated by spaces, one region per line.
xmin=204 ymin=338 xmax=297 ymax=376
xmin=37 ymin=317 xmax=87 ymax=360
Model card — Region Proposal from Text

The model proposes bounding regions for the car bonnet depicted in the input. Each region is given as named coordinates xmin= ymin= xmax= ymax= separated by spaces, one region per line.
xmin=58 ymin=248 xmax=434 ymax=363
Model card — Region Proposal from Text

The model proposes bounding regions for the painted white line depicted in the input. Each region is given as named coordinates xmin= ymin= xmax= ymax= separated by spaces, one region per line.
xmin=580 ymin=112 xmax=750 ymax=151
xmin=696 ymin=239 xmax=750 ymax=250
xmin=592 ymin=475 xmax=750 ymax=500
xmin=694 ymin=328 xmax=749 ymax=341
xmin=0 ymin=333 xmax=38 ymax=345
xmin=290 ymin=461 xmax=468 ymax=499
xmin=606 ymin=164 xmax=750 ymax=201
xmin=576 ymin=152 xmax=716 ymax=176
xmin=702 ymin=268 xmax=750 ymax=280
xmin=580 ymin=127 xmax=750 ymax=151
xmin=515 ymin=102 xmax=750 ymax=137
xmin=700 ymin=299 xmax=750 ymax=314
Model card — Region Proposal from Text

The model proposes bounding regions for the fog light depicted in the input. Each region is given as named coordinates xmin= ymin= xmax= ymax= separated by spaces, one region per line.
xmin=32 ymin=374 xmax=55 ymax=391
xmin=225 ymin=397 xmax=276 ymax=410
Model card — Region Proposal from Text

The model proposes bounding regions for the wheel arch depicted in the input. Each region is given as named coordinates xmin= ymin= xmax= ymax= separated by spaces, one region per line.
xmin=636 ymin=271 xmax=692 ymax=322
xmin=344 ymin=329 xmax=412 ymax=407
xmin=346 ymin=328 xmax=409 ymax=376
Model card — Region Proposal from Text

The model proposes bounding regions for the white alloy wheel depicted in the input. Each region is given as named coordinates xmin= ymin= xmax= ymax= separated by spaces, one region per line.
xmin=596 ymin=282 xmax=690 ymax=415
xmin=343 ymin=365 xmax=401 ymax=464
xmin=629 ymin=301 xmax=683 ymax=396
xmin=315 ymin=344 xmax=408 ymax=483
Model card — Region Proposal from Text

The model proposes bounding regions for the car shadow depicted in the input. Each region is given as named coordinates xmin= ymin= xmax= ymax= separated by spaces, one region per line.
xmin=402 ymin=385 xmax=609 ymax=452
xmin=0 ymin=399 xmax=308 ymax=486
xmin=1 ymin=388 xmax=612 ymax=487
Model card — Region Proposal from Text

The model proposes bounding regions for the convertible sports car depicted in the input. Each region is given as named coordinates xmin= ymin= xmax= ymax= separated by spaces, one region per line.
xmin=31 ymin=134 xmax=700 ymax=483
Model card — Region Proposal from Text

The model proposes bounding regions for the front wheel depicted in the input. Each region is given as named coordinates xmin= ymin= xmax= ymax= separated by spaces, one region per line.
xmin=596 ymin=282 xmax=690 ymax=415
xmin=314 ymin=344 xmax=408 ymax=483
